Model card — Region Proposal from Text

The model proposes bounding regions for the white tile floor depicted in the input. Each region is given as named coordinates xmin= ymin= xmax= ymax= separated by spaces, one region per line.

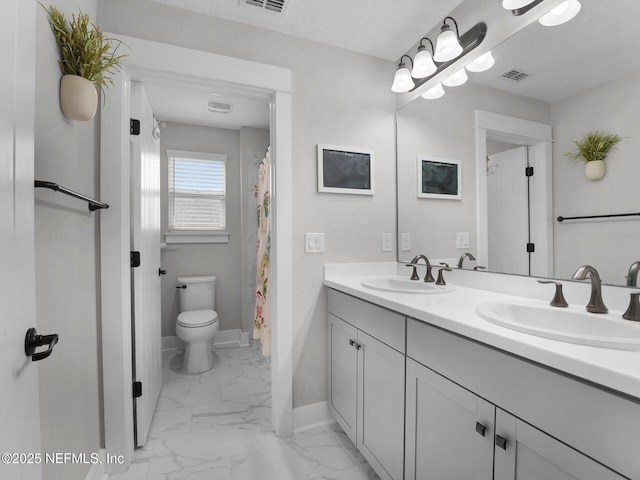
xmin=110 ymin=344 xmax=380 ymax=480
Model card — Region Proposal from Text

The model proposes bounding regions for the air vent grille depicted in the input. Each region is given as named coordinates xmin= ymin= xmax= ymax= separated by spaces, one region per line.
xmin=245 ymin=0 xmax=287 ymax=13
xmin=500 ymin=68 xmax=531 ymax=82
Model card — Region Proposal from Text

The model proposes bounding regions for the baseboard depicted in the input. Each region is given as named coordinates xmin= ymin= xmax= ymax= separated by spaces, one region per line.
xmin=84 ymin=449 xmax=107 ymax=480
xmin=162 ymin=329 xmax=249 ymax=351
xmin=293 ymin=401 xmax=333 ymax=433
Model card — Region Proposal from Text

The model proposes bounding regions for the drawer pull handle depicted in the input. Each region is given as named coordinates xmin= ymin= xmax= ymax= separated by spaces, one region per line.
xmin=495 ymin=434 xmax=507 ymax=450
xmin=349 ymin=339 xmax=355 ymax=346
xmin=354 ymin=343 xmax=361 ymax=350
xmin=475 ymin=422 xmax=486 ymax=437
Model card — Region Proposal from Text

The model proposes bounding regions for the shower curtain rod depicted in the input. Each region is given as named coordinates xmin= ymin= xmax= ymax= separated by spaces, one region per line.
xmin=35 ymin=180 xmax=109 ymax=211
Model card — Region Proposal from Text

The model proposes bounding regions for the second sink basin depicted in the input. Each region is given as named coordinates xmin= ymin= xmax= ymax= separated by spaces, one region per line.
xmin=476 ymin=301 xmax=640 ymax=350
xmin=361 ymin=276 xmax=454 ymax=294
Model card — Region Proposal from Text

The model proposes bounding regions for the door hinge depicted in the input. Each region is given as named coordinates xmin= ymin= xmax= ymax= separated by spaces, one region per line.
xmin=130 ymin=118 xmax=141 ymax=136
xmin=526 ymin=243 xmax=535 ymax=253
xmin=131 ymin=251 xmax=141 ymax=268
xmin=133 ymin=381 xmax=142 ymax=398
xmin=525 ymin=166 xmax=534 ymax=177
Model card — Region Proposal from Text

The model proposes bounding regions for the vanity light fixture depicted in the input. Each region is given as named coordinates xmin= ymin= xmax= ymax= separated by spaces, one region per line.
xmin=466 ymin=50 xmax=495 ymax=72
xmin=421 ymin=82 xmax=445 ymax=100
xmin=391 ymin=55 xmax=415 ymax=93
xmin=442 ymin=67 xmax=468 ymax=87
xmin=434 ymin=17 xmax=464 ymax=62
xmin=539 ymin=0 xmax=581 ymax=26
xmin=502 ymin=0 xmax=536 ymax=9
xmin=411 ymin=38 xmax=437 ymax=79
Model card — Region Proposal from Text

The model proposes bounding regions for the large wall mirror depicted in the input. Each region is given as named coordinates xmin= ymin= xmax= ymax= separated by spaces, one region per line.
xmin=397 ymin=0 xmax=640 ymax=287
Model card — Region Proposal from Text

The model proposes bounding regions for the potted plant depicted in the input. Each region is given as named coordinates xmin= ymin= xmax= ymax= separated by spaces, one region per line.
xmin=42 ymin=4 xmax=127 ymax=121
xmin=564 ymin=130 xmax=623 ymax=181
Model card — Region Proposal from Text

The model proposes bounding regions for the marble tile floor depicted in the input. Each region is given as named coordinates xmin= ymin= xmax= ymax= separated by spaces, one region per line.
xmin=110 ymin=344 xmax=380 ymax=480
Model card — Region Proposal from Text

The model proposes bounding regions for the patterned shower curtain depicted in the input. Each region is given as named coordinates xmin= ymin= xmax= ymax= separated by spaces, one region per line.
xmin=253 ymin=146 xmax=271 ymax=356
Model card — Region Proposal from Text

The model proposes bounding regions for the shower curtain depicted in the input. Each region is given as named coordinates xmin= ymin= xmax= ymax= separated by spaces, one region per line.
xmin=253 ymin=146 xmax=271 ymax=356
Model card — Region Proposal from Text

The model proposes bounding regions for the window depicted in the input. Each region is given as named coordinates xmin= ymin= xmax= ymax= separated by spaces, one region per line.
xmin=166 ymin=149 xmax=228 ymax=243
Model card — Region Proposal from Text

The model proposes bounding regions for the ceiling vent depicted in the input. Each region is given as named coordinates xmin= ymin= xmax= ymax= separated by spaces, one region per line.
xmin=500 ymin=68 xmax=532 ymax=82
xmin=244 ymin=0 xmax=288 ymax=14
xmin=208 ymin=101 xmax=233 ymax=114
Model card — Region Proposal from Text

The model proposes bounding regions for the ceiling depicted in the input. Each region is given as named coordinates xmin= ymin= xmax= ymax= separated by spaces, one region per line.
xmin=141 ymin=0 xmax=461 ymax=131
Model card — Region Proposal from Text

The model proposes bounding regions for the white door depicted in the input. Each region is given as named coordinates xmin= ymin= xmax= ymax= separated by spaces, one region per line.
xmin=0 ymin=1 xmax=42 ymax=479
xmin=130 ymin=82 xmax=163 ymax=447
xmin=487 ymin=146 xmax=530 ymax=275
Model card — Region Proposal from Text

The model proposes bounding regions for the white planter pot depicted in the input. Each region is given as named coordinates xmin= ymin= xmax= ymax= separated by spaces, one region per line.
xmin=59 ymin=74 xmax=98 ymax=121
xmin=584 ymin=160 xmax=606 ymax=181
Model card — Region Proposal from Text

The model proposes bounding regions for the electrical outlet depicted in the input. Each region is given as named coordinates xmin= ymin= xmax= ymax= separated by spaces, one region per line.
xmin=382 ymin=233 xmax=393 ymax=252
xmin=401 ymin=233 xmax=411 ymax=251
xmin=456 ymin=232 xmax=470 ymax=249
xmin=305 ymin=233 xmax=325 ymax=253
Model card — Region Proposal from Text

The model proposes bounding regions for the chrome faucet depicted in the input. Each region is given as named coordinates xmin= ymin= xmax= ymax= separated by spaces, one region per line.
xmin=571 ymin=265 xmax=608 ymax=314
xmin=457 ymin=252 xmax=476 ymax=269
xmin=625 ymin=261 xmax=640 ymax=287
xmin=406 ymin=254 xmax=435 ymax=283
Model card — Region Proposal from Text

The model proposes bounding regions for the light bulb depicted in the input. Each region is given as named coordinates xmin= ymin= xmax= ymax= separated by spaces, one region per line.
xmin=442 ymin=68 xmax=468 ymax=87
xmin=539 ymin=0 xmax=581 ymax=26
xmin=502 ymin=0 xmax=536 ymax=9
xmin=411 ymin=48 xmax=437 ymax=79
xmin=466 ymin=51 xmax=495 ymax=73
xmin=421 ymin=83 xmax=445 ymax=100
xmin=391 ymin=64 xmax=414 ymax=93
xmin=434 ymin=26 xmax=463 ymax=62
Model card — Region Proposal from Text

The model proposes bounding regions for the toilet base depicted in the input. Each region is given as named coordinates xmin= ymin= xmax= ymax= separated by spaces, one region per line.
xmin=183 ymin=340 xmax=214 ymax=373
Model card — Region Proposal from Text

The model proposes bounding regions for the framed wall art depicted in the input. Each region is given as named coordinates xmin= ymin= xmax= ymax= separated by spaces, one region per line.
xmin=417 ymin=156 xmax=462 ymax=200
xmin=317 ymin=144 xmax=374 ymax=195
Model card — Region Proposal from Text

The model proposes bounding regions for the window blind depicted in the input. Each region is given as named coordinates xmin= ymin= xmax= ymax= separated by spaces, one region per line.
xmin=168 ymin=150 xmax=227 ymax=231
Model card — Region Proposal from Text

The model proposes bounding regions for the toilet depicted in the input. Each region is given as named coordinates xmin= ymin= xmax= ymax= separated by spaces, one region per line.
xmin=176 ymin=275 xmax=219 ymax=373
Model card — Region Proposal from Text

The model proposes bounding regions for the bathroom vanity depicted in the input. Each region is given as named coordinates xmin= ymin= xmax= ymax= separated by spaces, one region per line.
xmin=325 ymin=263 xmax=640 ymax=480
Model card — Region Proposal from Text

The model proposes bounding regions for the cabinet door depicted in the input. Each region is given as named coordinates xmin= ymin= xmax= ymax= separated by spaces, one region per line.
xmin=357 ymin=331 xmax=406 ymax=480
xmin=405 ymin=358 xmax=494 ymax=480
xmin=494 ymin=409 xmax=625 ymax=480
xmin=328 ymin=313 xmax=358 ymax=444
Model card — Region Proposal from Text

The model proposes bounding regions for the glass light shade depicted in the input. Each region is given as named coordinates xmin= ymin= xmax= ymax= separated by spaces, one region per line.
xmin=502 ymin=0 xmax=536 ymax=9
xmin=539 ymin=0 xmax=581 ymax=26
xmin=442 ymin=68 xmax=468 ymax=87
xmin=421 ymin=83 xmax=445 ymax=100
xmin=411 ymin=49 xmax=437 ymax=78
xmin=434 ymin=27 xmax=463 ymax=62
xmin=466 ymin=51 xmax=495 ymax=72
xmin=391 ymin=65 xmax=415 ymax=93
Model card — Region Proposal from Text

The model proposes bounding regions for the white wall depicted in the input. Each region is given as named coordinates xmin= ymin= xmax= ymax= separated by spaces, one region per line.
xmin=97 ymin=0 xmax=397 ymax=408
xmin=397 ymin=82 xmax=551 ymax=262
xmin=34 ymin=1 xmax=102 ymax=479
xmin=160 ymin=122 xmax=243 ymax=336
xmin=551 ymin=70 xmax=640 ymax=284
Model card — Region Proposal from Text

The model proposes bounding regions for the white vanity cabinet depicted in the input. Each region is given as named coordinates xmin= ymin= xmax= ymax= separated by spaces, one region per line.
xmin=405 ymin=358 xmax=625 ymax=480
xmin=327 ymin=290 xmax=406 ymax=480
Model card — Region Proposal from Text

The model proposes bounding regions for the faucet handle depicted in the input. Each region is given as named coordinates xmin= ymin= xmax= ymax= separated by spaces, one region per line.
xmin=473 ymin=266 xmax=487 ymax=271
xmin=623 ymin=292 xmax=640 ymax=322
xmin=405 ymin=263 xmax=420 ymax=281
xmin=439 ymin=262 xmax=450 ymax=268
xmin=537 ymin=280 xmax=569 ymax=308
xmin=436 ymin=267 xmax=453 ymax=286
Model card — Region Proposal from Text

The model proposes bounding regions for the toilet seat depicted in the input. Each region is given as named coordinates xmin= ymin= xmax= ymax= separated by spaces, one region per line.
xmin=177 ymin=309 xmax=218 ymax=328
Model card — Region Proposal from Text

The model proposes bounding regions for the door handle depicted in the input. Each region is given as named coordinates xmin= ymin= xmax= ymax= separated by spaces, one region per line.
xmin=158 ymin=268 xmax=167 ymax=276
xmin=25 ymin=328 xmax=59 ymax=362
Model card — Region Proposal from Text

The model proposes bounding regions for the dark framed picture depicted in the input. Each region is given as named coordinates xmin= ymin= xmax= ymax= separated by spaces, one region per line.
xmin=317 ymin=144 xmax=374 ymax=195
xmin=417 ymin=156 xmax=462 ymax=200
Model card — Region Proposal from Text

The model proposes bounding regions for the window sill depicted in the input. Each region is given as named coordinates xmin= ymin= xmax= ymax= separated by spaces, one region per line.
xmin=165 ymin=231 xmax=229 ymax=244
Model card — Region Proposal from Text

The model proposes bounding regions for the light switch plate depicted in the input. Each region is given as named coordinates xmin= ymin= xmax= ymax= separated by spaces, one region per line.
xmin=401 ymin=233 xmax=411 ymax=251
xmin=305 ymin=233 xmax=324 ymax=253
xmin=456 ymin=232 xmax=470 ymax=249
xmin=382 ymin=233 xmax=393 ymax=252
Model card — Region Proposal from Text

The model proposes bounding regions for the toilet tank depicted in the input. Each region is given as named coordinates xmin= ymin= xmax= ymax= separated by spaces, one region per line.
xmin=177 ymin=275 xmax=216 ymax=311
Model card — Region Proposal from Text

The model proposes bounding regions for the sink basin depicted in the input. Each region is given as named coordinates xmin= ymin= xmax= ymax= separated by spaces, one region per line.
xmin=476 ymin=301 xmax=640 ymax=350
xmin=361 ymin=276 xmax=454 ymax=294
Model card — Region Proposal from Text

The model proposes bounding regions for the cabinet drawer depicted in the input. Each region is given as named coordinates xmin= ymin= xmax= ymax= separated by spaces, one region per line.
xmin=407 ymin=317 xmax=640 ymax=479
xmin=328 ymin=289 xmax=405 ymax=353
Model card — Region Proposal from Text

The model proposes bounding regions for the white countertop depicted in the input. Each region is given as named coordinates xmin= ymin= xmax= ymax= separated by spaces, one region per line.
xmin=324 ymin=262 xmax=640 ymax=401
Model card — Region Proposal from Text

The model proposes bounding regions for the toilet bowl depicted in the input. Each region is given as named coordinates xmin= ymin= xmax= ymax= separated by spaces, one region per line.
xmin=176 ymin=275 xmax=219 ymax=373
